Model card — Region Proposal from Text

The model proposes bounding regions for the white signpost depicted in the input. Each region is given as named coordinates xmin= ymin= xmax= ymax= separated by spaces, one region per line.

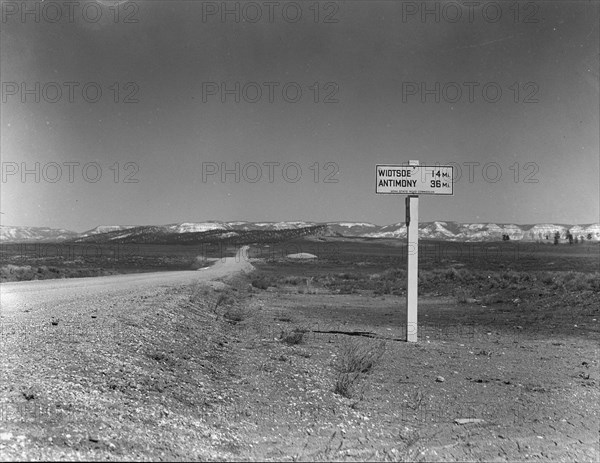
xmin=376 ymin=161 xmax=454 ymax=342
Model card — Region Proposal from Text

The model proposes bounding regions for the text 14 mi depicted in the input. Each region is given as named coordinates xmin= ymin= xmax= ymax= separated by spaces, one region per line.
xmin=376 ymin=164 xmax=454 ymax=195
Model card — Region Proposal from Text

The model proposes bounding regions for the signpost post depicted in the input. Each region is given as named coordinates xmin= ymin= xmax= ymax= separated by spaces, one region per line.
xmin=376 ymin=161 xmax=454 ymax=342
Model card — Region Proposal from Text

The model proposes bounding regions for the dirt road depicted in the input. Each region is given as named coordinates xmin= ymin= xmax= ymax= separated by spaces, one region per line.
xmin=0 ymin=246 xmax=253 ymax=314
xmin=0 ymin=246 xmax=255 ymax=460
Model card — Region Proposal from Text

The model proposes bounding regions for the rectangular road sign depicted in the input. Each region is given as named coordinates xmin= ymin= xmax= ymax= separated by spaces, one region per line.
xmin=376 ymin=164 xmax=454 ymax=195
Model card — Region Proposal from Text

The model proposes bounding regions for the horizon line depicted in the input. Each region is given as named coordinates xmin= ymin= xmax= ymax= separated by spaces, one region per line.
xmin=1 ymin=220 xmax=599 ymax=235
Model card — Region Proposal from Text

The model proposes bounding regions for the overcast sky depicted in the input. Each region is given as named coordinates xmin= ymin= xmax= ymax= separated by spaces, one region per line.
xmin=1 ymin=0 xmax=598 ymax=231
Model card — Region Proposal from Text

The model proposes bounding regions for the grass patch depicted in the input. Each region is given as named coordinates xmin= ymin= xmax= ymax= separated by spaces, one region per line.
xmin=333 ymin=371 xmax=362 ymax=399
xmin=335 ymin=337 xmax=386 ymax=374
xmin=333 ymin=338 xmax=386 ymax=398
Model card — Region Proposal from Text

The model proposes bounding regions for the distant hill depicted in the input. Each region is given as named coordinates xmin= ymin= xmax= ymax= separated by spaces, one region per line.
xmin=353 ymin=222 xmax=600 ymax=243
xmin=0 ymin=226 xmax=79 ymax=243
xmin=1 ymin=221 xmax=599 ymax=243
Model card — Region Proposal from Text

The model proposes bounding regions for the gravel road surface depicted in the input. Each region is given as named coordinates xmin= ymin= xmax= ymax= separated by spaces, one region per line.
xmin=0 ymin=246 xmax=253 ymax=315
xmin=0 ymin=246 xmax=255 ymax=460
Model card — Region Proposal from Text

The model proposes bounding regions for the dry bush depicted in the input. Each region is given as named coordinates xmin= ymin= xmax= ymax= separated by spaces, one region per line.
xmin=280 ymin=327 xmax=308 ymax=345
xmin=190 ymin=256 xmax=209 ymax=270
xmin=333 ymin=337 xmax=386 ymax=398
xmin=1 ymin=265 xmax=35 ymax=282
xmin=223 ymin=306 xmax=251 ymax=324
xmin=336 ymin=337 xmax=386 ymax=374
xmin=283 ymin=276 xmax=303 ymax=285
xmin=333 ymin=371 xmax=361 ymax=398
xmin=251 ymin=273 xmax=279 ymax=290
xmin=0 ymin=265 xmax=115 ymax=282
xmin=550 ymin=271 xmax=600 ymax=291
xmin=214 ymin=292 xmax=234 ymax=311
xmin=455 ymin=288 xmax=472 ymax=304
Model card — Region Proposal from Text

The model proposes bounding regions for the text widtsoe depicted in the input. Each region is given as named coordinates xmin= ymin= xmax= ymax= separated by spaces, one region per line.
xmin=376 ymin=164 xmax=454 ymax=195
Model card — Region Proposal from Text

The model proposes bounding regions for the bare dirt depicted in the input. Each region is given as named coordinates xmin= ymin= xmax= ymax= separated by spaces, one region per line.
xmin=230 ymin=287 xmax=598 ymax=461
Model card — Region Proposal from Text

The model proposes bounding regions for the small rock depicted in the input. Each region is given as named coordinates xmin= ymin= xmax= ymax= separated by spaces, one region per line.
xmin=51 ymin=320 xmax=59 ymax=326
xmin=89 ymin=436 xmax=99 ymax=443
xmin=455 ymin=418 xmax=484 ymax=425
xmin=435 ymin=376 xmax=445 ymax=382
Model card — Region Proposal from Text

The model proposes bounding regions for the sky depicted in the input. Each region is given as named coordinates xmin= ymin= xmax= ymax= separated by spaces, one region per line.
xmin=1 ymin=0 xmax=599 ymax=232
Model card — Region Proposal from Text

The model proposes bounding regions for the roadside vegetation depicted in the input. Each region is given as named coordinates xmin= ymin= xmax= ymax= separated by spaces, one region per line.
xmin=279 ymin=326 xmax=309 ymax=345
xmin=333 ymin=338 xmax=386 ymax=399
xmin=0 ymin=264 xmax=118 ymax=282
xmin=249 ymin=266 xmax=600 ymax=305
xmin=0 ymin=243 xmax=230 ymax=282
